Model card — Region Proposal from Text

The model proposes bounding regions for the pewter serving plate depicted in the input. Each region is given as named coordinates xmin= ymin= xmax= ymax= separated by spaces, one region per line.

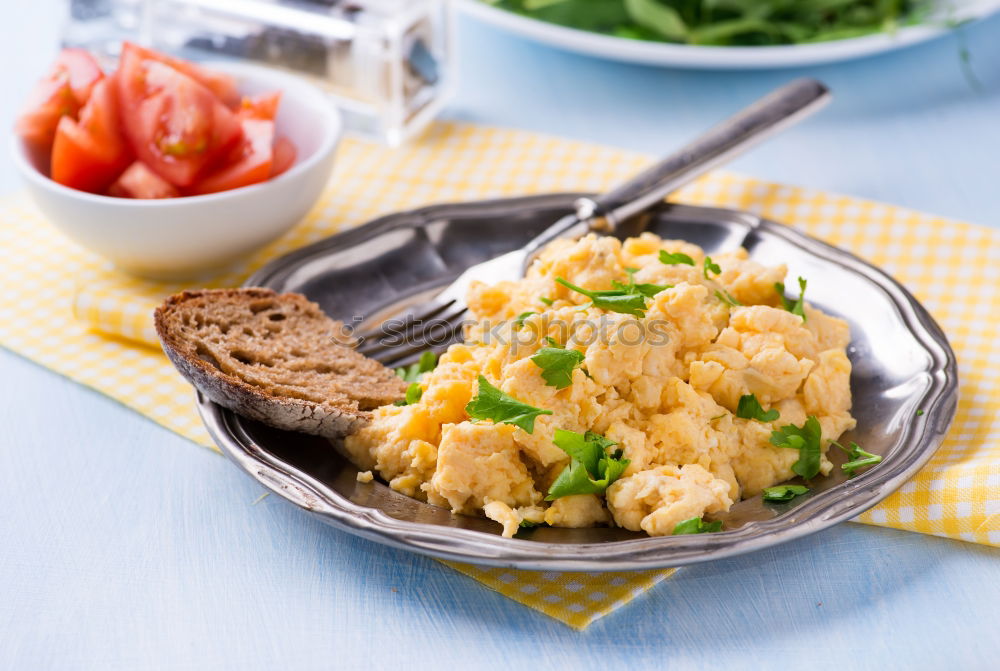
xmin=197 ymin=194 xmax=957 ymax=571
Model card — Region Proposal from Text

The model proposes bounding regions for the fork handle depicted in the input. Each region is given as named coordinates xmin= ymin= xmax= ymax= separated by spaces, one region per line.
xmin=579 ymin=78 xmax=831 ymax=231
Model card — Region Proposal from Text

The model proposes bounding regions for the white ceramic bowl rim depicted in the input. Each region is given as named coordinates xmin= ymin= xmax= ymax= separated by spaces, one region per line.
xmin=10 ymin=60 xmax=341 ymax=208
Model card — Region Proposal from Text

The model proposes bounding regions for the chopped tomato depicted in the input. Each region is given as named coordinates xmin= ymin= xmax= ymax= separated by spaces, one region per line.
xmin=56 ymin=48 xmax=105 ymax=105
xmin=50 ymin=78 xmax=131 ymax=193
xmin=117 ymin=45 xmax=242 ymax=187
xmin=270 ymin=135 xmax=297 ymax=177
xmin=107 ymin=161 xmax=179 ymax=199
xmin=120 ymin=42 xmax=239 ymax=108
xmin=190 ymin=119 xmax=275 ymax=195
xmin=238 ymin=92 xmax=281 ymax=121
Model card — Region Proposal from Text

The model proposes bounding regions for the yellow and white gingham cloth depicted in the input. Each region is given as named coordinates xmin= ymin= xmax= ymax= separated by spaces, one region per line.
xmin=1 ymin=122 xmax=997 ymax=630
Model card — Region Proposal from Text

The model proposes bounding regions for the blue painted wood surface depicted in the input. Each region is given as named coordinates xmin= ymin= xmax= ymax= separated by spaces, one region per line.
xmin=2 ymin=3 xmax=999 ymax=669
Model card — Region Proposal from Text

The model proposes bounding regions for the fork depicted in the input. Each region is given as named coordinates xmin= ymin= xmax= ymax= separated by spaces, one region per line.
xmin=356 ymin=78 xmax=831 ymax=367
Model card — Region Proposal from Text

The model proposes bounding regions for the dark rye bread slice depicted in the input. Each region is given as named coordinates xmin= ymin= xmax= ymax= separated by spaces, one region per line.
xmin=155 ymin=288 xmax=406 ymax=438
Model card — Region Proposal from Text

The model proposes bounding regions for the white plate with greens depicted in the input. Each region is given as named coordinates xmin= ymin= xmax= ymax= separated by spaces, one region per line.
xmin=457 ymin=0 xmax=1000 ymax=68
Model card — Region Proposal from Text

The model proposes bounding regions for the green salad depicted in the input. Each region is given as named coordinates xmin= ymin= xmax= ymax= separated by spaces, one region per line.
xmin=485 ymin=0 xmax=932 ymax=46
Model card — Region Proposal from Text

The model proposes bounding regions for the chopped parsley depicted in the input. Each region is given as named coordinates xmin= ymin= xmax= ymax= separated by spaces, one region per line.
xmin=518 ymin=519 xmax=544 ymax=529
xmin=555 ymin=277 xmax=649 ymax=318
xmin=465 ymin=375 xmax=552 ymax=434
xmin=703 ymin=256 xmax=721 ymax=279
xmin=714 ymin=289 xmax=742 ymax=307
xmin=709 ymin=413 xmax=727 ymax=421
xmin=770 ymin=416 xmax=823 ymax=479
xmin=762 ymin=484 xmax=810 ymax=502
xmin=539 ymin=296 xmax=554 ymax=307
xmin=672 ymin=517 xmax=723 ymax=535
xmin=774 ymin=276 xmax=808 ymax=320
xmin=916 ymin=409 xmax=924 ymax=416
xmin=530 ymin=341 xmax=585 ymax=389
xmin=659 ymin=250 xmax=695 ymax=266
xmin=736 ymin=393 xmax=779 ymax=422
xmin=513 ymin=311 xmax=536 ymax=329
xmin=395 ymin=350 xmax=437 ymax=383
xmin=830 ymin=440 xmax=883 ymax=477
xmin=613 ymin=268 xmax=672 ymax=298
xmin=546 ymin=429 xmax=630 ymax=500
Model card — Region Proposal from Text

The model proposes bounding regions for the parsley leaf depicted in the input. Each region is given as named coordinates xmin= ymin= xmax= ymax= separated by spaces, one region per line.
xmin=770 ymin=416 xmax=823 ymax=479
xmin=405 ymin=382 xmax=422 ymax=404
xmin=612 ymin=277 xmax=671 ymax=298
xmin=774 ymin=276 xmax=808 ymax=321
xmin=465 ymin=375 xmax=552 ymax=434
xmin=518 ymin=519 xmax=543 ymax=529
xmin=672 ymin=517 xmax=723 ymax=535
xmin=659 ymin=250 xmax=695 ymax=266
xmin=714 ymin=289 xmax=741 ymax=307
xmin=555 ymin=277 xmax=648 ymax=318
xmin=546 ymin=429 xmax=630 ymax=500
xmin=395 ymin=350 xmax=438 ymax=383
xmin=736 ymin=393 xmax=779 ymax=422
xmin=830 ymin=440 xmax=883 ymax=477
xmin=539 ymin=296 xmax=554 ymax=307
xmin=530 ymin=342 xmax=585 ymax=389
xmin=703 ymin=256 xmax=721 ymax=279
xmin=762 ymin=484 xmax=810 ymax=502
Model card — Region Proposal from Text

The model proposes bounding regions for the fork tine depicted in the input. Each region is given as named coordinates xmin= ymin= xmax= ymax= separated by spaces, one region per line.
xmin=353 ymin=296 xmax=458 ymax=345
xmin=358 ymin=302 xmax=469 ymax=359
xmin=374 ymin=309 xmax=468 ymax=367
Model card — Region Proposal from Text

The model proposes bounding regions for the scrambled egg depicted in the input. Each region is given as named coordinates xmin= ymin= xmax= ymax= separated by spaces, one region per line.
xmin=345 ymin=233 xmax=855 ymax=537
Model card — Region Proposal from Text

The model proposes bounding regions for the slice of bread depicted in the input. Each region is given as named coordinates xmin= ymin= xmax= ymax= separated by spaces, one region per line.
xmin=155 ymin=288 xmax=406 ymax=438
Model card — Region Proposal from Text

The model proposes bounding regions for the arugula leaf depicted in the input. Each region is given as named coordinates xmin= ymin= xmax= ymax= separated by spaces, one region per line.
xmin=465 ymin=375 xmax=552 ymax=434
xmin=659 ymin=250 xmax=695 ymax=266
xmin=703 ymin=256 xmax=721 ymax=279
xmin=530 ymin=342 xmax=585 ymax=389
xmin=539 ymin=296 xmax=554 ymax=307
xmin=736 ymin=394 xmax=779 ymax=422
xmin=395 ymin=350 xmax=438 ymax=383
xmin=762 ymin=484 xmax=810 ymax=502
xmin=546 ymin=429 xmax=629 ymax=500
xmin=770 ymin=416 xmax=823 ymax=479
xmin=513 ymin=311 xmax=536 ymax=328
xmin=830 ymin=440 xmax=883 ymax=477
xmin=555 ymin=277 xmax=648 ymax=318
xmin=672 ymin=517 xmax=723 ymax=535
xmin=774 ymin=276 xmax=808 ymax=320
xmin=714 ymin=289 xmax=741 ymax=307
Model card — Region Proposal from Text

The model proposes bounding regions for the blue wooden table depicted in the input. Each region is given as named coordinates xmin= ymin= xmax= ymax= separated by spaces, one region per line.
xmin=2 ymin=3 xmax=999 ymax=669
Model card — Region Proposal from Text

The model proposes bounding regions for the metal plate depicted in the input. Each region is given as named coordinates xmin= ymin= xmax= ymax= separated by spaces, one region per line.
xmin=196 ymin=194 xmax=957 ymax=571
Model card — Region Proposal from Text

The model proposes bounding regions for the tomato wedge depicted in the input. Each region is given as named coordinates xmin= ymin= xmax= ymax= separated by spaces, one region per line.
xmin=120 ymin=42 xmax=240 ymax=108
xmin=50 ymin=78 xmax=131 ymax=193
xmin=270 ymin=136 xmax=297 ymax=177
xmin=16 ymin=49 xmax=104 ymax=158
xmin=238 ymin=92 xmax=281 ymax=121
xmin=190 ymin=119 xmax=275 ymax=195
xmin=107 ymin=161 xmax=179 ymax=199
xmin=117 ymin=44 xmax=243 ymax=187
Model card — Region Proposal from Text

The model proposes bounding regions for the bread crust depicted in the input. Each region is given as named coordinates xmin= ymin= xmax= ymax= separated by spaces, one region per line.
xmin=155 ymin=288 xmax=406 ymax=438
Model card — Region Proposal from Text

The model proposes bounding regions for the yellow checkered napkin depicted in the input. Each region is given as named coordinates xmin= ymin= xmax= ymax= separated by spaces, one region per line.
xmin=0 ymin=122 xmax=997 ymax=630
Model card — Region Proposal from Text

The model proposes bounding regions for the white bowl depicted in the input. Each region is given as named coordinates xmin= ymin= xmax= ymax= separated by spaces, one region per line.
xmin=11 ymin=61 xmax=341 ymax=280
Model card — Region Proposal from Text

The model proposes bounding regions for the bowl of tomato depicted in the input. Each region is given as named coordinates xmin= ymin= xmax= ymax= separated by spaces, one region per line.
xmin=11 ymin=44 xmax=341 ymax=279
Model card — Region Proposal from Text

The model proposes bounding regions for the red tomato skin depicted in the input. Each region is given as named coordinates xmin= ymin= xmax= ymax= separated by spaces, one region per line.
xmin=270 ymin=136 xmax=297 ymax=177
xmin=189 ymin=119 xmax=275 ymax=195
xmin=50 ymin=78 xmax=131 ymax=193
xmin=107 ymin=161 xmax=179 ymax=199
xmin=56 ymin=48 xmax=104 ymax=105
xmin=238 ymin=92 xmax=281 ymax=121
xmin=116 ymin=45 xmax=243 ymax=187
xmin=120 ymin=42 xmax=239 ymax=107
xmin=16 ymin=71 xmax=79 ymax=159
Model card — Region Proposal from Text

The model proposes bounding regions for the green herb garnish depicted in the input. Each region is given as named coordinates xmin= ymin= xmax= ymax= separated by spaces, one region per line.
xmin=703 ymin=256 xmax=721 ymax=279
xmin=539 ymin=296 xmax=554 ymax=307
xmin=530 ymin=341 xmax=585 ymax=390
xmin=736 ymin=394 xmax=779 ymax=422
xmin=714 ymin=289 xmax=741 ymax=307
xmin=916 ymin=409 xmax=924 ymax=416
xmin=770 ymin=416 xmax=823 ymax=479
xmin=774 ymin=276 xmax=808 ymax=320
xmin=555 ymin=277 xmax=649 ymax=318
xmin=546 ymin=429 xmax=630 ymax=500
xmin=672 ymin=517 xmax=723 ymax=535
xmin=762 ymin=484 xmax=810 ymax=502
xmin=659 ymin=250 xmax=695 ymax=266
xmin=465 ymin=375 xmax=552 ymax=434
xmin=611 ymin=273 xmax=671 ymax=298
xmin=830 ymin=440 xmax=883 ymax=477
xmin=395 ymin=350 xmax=437 ymax=382
xmin=513 ymin=311 xmax=536 ymax=328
